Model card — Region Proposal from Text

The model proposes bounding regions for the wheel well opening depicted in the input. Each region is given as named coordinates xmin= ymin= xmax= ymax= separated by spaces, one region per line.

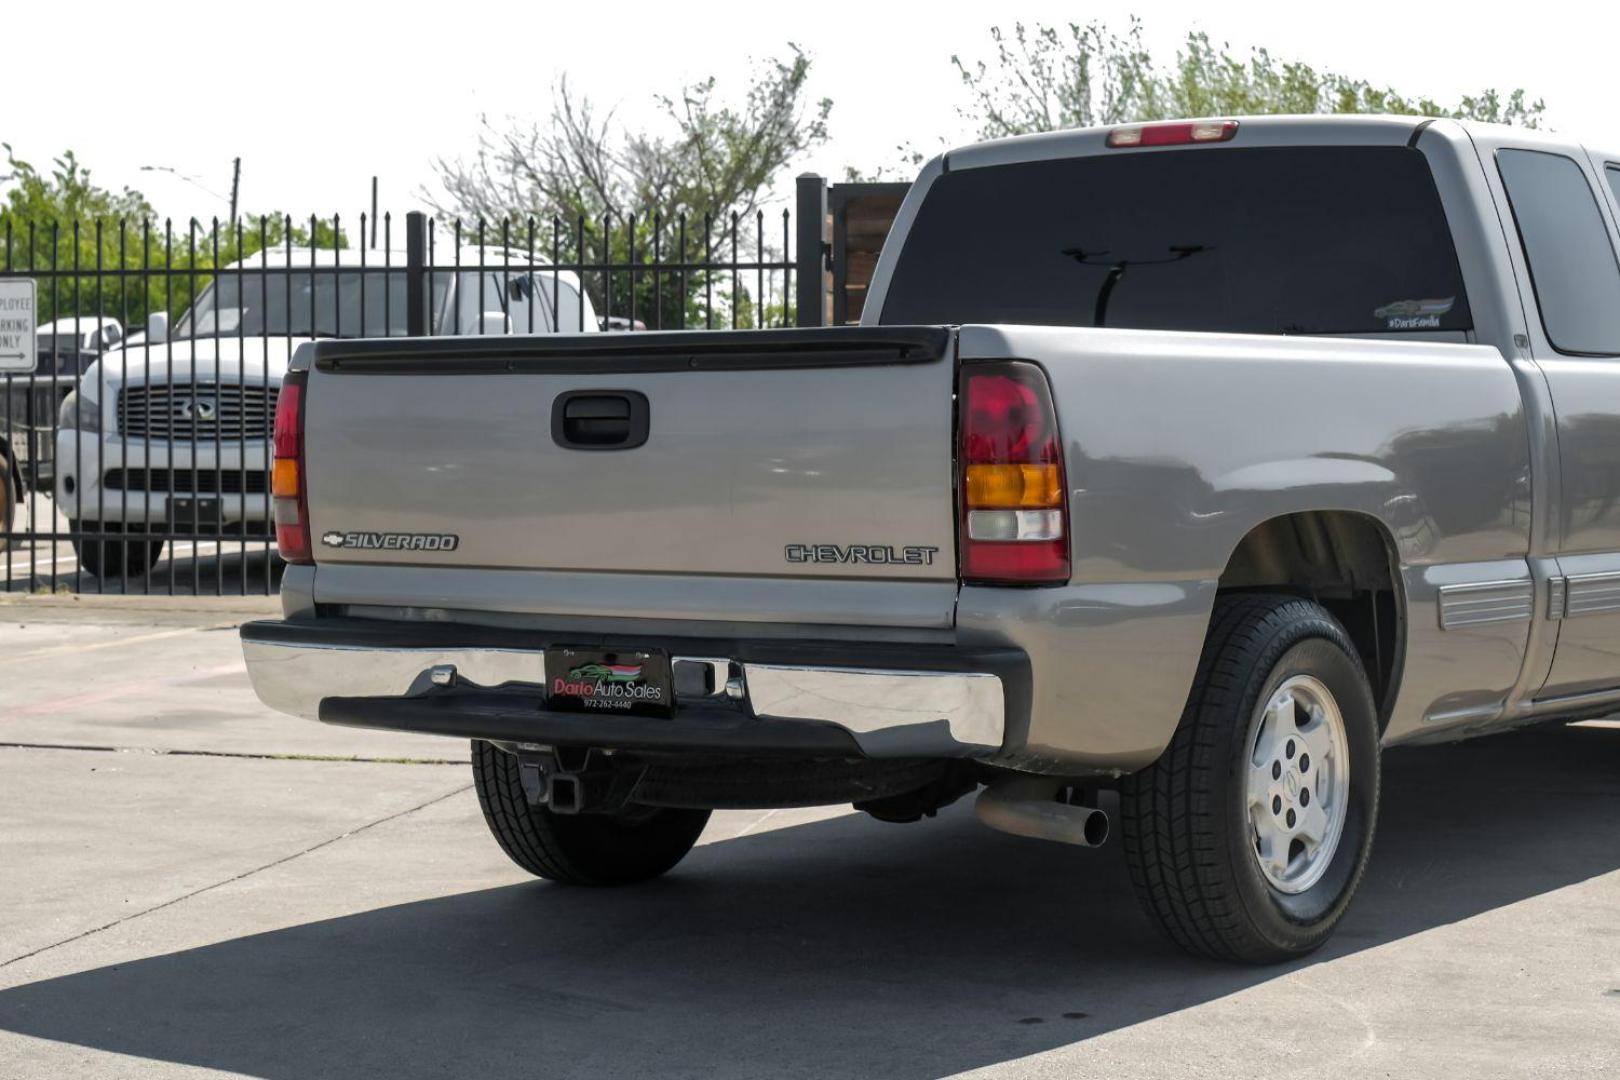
xmin=1218 ymin=511 xmax=1403 ymax=729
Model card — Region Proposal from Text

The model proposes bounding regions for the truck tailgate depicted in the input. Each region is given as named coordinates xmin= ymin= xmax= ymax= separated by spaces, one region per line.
xmin=299 ymin=327 xmax=958 ymax=628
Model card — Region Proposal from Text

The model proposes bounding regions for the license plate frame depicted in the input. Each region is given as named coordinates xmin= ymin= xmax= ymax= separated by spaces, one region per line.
xmin=545 ymin=647 xmax=673 ymax=717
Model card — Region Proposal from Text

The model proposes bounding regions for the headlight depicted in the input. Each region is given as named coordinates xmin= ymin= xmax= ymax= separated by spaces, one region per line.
xmin=57 ymin=389 xmax=101 ymax=431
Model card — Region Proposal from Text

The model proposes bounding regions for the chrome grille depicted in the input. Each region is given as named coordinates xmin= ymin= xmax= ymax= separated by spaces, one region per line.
xmin=117 ymin=383 xmax=279 ymax=441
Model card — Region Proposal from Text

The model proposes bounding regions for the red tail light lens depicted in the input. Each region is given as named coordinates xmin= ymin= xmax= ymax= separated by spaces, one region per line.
xmin=958 ymin=362 xmax=1070 ymax=584
xmin=272 ymin=371 xmax=311 ymax=564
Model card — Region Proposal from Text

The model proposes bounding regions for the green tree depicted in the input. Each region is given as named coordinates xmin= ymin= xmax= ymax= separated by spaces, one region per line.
xmin=1 ymin=144 xmax=350 ymax=329
xmin=429 ymin=47 xmax=830 ymax=328
xmin=952 ymin=20 xmax=1545 ymax=140
xmin=1 ymin=145 xmax=161 ymax=325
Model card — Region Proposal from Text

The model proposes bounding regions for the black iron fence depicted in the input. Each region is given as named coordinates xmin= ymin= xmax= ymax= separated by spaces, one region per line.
xmin=0 ymin=196 xmax=841 ymax=596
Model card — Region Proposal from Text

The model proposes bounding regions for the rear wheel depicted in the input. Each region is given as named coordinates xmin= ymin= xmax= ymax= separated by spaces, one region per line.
xmin=472 ymin=740 xmax=710 ymax=886
xmin=70 ymin=520 xmax=165 ymax=579
xmin=1120 ymin=594 xmax=1381 ymax=963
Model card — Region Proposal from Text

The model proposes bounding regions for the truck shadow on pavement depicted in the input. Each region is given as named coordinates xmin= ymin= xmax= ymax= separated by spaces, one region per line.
xmin=1 ymin=722 xmax=1617 ymax=1078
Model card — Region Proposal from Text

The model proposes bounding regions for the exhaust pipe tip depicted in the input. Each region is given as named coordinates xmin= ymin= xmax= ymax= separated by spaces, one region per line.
xmin=975 ymin=779 xmax=1109 ymax=848
xmin=1080 ymin=805 xmax=1109 ymax=846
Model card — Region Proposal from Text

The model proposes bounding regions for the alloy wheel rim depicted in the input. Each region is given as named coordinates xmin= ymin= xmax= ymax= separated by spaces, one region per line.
xmin=1244 ymin=674 xmax=1351 ymax=895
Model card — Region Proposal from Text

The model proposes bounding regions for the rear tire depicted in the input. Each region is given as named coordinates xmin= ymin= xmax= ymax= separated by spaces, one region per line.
xmin=70 ymin=520 xmax=165 ymax=579
xmin=472 ymin=740 xmax=710 ymax=886
xmin=1120 ymin=593 xmax=1381 ymax=963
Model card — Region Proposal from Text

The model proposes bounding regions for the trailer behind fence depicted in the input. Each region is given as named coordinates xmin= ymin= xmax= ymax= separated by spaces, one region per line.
xmin=0 ymin=192 xmax=856 ymax=596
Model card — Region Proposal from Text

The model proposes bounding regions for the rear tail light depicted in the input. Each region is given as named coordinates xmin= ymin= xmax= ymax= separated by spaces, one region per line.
xmin=271 ymin=371 xmax=311 ymax=564
xmin=1107 ymin=120 xmax=1238 ymax=148
xmin=957 ymin=362 xmax=1070 ymax=584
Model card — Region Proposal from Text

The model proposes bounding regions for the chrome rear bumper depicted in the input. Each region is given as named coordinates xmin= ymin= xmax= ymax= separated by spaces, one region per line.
xmin=241 ymin=621 xmax=1009 ymax=758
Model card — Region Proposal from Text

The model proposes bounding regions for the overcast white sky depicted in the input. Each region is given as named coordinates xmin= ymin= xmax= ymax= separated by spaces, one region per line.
xmin=3 ymin=0 xmax=1616 ymax=225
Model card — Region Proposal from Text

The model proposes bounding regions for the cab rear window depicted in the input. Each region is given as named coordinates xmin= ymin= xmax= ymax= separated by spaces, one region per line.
xmin=880 ymin=146 xmax=1472 ymax=336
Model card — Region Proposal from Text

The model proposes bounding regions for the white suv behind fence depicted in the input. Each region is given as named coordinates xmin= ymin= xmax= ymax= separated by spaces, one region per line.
xmin=54 ymin=246 xmax=597 ymax=577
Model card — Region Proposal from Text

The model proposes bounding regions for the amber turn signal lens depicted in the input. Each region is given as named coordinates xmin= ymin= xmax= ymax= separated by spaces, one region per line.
xmin=272 ymin=458 xmax=300 ymax=499
xmin=964 ymin=463 xmax=1062 ymax=509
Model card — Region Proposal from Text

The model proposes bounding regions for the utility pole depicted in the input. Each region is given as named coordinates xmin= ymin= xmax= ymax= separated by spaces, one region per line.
xmin=229 ymin=157 xmax=241 ymax=226
xmin=370 ymin=177 xmax=379 ymax=249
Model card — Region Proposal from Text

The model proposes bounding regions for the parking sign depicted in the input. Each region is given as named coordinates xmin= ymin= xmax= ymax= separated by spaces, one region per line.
xmin=0 ymin=279 xmax=37 ymax=372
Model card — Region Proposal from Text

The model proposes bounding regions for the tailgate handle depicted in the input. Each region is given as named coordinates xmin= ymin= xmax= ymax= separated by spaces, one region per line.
xmin=552 ymin=390 xmax=650 ymax=450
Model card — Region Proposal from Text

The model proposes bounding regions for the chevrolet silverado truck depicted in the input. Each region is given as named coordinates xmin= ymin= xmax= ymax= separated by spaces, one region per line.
xmin=242 ymin=116 xmax=1620 ymax=963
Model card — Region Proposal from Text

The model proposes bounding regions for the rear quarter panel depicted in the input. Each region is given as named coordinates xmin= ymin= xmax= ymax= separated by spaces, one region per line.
xmin=958 ymin=325 xmax=1531 ymax=768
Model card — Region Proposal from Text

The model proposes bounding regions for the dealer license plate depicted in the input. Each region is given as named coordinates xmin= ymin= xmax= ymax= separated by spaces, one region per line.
xmin=544 ymin=647 xmax=672 ymax=717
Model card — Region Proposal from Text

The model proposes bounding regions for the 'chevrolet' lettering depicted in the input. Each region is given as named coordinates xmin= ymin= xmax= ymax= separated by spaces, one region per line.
xmin=784 ymin=543 xmax=939 ymax=566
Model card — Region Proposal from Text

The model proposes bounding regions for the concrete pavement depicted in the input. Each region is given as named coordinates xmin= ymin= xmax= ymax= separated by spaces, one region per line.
xmin=2 ymin=491 xmax=283 ymax=597
xmin=2 ymin=600 xmax=1619 ymax=1078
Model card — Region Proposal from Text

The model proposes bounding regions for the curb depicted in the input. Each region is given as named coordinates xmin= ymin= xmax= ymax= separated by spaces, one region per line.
xmin=0 ymin=591 xmax=279 ymax=617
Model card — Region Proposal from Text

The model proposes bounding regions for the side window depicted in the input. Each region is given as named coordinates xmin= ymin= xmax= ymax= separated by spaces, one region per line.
xmin=548 ymin=278 xmax=586 ymax=333
xmin=1608 ymin=165 xmax=1620 ymax=210
xmin=453 ymin=271 xmax=556 ymax=334
xmin=506 ymin=274 xmax=556 ymax=334
xmin=1497 ymin=149 xmax=1620 ymax=355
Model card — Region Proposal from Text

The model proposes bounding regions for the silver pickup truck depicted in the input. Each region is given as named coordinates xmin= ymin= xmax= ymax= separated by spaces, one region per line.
xmin=241 ymin=115 xmax=1620 ymax=963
